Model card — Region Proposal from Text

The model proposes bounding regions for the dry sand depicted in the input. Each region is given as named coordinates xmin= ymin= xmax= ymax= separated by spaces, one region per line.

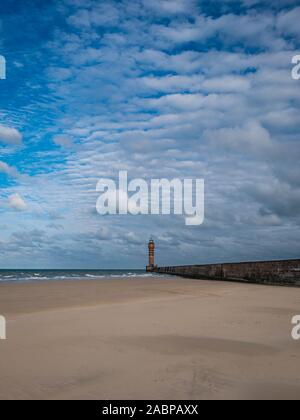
xmin=0 ymin=276 xmax=300 ymax=400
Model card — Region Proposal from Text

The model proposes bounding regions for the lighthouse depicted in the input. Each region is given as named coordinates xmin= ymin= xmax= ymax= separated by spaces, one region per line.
xmin=146 ymin=238 xmax=155 ymax=272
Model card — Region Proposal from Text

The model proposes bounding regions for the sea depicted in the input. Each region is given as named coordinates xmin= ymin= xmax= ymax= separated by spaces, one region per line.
xmin=0 ymin=269 xmax=160 ymax=283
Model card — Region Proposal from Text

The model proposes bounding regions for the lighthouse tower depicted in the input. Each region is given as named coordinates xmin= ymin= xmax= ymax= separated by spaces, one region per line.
xmin=146 ymin=238 xmax=155 ymax=272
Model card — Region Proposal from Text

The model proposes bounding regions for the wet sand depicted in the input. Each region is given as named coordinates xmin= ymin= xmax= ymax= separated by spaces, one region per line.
xmin=0 ymin=277 xmax=300 ymax=400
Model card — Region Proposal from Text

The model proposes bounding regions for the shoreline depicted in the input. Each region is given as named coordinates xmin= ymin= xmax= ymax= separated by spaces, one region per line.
xmin=0 ymin=270 xmax=163 ymax=285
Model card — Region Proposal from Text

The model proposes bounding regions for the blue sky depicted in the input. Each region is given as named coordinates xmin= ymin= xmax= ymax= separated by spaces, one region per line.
xmin=0 ymin=0 xmax=300 ymax=268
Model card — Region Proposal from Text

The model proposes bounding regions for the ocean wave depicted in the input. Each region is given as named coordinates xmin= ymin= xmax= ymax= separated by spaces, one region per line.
xmin=84 ymin=274 xmax=105 ymax=278
xmin=0 ymin=270 xmax=163 ymax=283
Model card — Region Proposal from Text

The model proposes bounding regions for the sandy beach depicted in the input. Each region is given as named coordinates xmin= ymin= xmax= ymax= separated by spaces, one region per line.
xmin=0 ymin=276 xmax=300 ymax=400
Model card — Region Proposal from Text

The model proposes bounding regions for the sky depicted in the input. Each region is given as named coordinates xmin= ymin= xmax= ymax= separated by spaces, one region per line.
xmin=0 ymin=0 xmax=299 ymax=269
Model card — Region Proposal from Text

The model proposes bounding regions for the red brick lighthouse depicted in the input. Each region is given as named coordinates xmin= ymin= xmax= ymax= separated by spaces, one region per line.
xmin=146 ymin=238 xmax=156 ymax=272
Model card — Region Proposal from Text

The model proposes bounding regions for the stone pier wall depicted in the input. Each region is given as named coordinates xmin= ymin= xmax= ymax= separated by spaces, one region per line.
xmin=154 ymin=259 xmax=300 ymax=286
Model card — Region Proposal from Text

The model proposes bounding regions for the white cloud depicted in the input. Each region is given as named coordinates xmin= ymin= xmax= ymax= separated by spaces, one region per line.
xmin=67 ymin=3 xmax=120 ymax=29
xmin=8 ymin=194 xmax=28 ymax=211
xmin=203 ymin=121 xmax=273 ymax=156
xmin=0 ymin=124 xmax=22 ymax=145
xmin=0 ymin=161 xmax=20 ymax=178
xmin=277 ymin=7 xmax=300 ymax=39
xmin=53 ymin=135 xmax=74 ymax=148
xmin=154 ymin=12 xmax=279 ymax=49
xmin=202 ymin=76 xmax=251 ymax=93
xmin=144 ymin=0 xmax=196 ymax=15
